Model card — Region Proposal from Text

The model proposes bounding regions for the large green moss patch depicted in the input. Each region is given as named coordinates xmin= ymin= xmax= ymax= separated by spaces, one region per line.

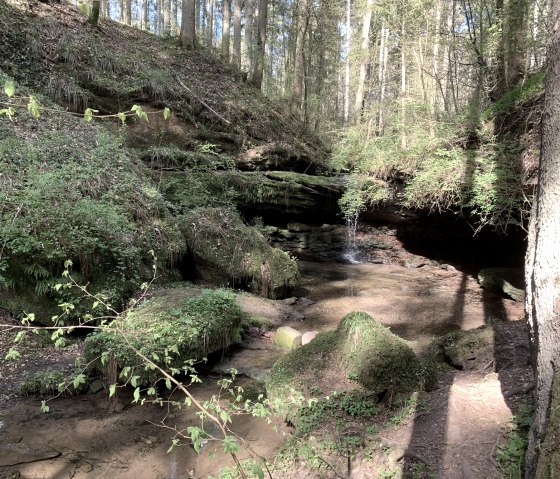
xmin=266 ymin=311 xmax=421 ymax=417
xmin=182 ymin=207 xmax=299 ymax=299
xmin=84 ymin=288 xmax=244 ymax=384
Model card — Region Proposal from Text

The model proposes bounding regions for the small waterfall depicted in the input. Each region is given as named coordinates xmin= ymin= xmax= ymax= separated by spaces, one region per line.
xmin=342 ymin=213 xmax=362 ymax=264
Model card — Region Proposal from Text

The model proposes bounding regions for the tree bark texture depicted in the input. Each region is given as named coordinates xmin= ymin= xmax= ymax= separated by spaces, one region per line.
xmin=222 ymin=0 xmax=231 ymax=59
xmin=180 ymin=0 xmax=197 ymax=48
xmin=354 ymin=0 xmax=373 ymax=121
xmin=252 ymin=0 xmax=268 ymax=88
xmin=244 ymin=0 xmax=255 ymax=73
xmin=233 ymin=0 xmax=242 ymax=68
xmin=525 ymin=2 xmax=560 ymax=477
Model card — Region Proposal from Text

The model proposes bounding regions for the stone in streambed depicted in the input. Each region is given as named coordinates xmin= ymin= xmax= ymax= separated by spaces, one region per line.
xmin=273 ymin=326 xmax=302 ymax=350
xmin=478 ymin=267 xmax=525 ymax=302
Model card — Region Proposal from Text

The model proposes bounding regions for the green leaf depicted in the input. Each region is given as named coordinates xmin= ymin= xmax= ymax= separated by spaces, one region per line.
xmin=119 ymin=366 xmax=131 ymax=379
xmin=0 ymin=107 xmax=15 ymax=119
xmin=40 ymin=400 xmax=50 ymax=413
xmin=133 ymin=387 xmax=141 ymax=403
xmin=118 ymin=111 xmax=126 ymax=125
xmin=73 ymin=373 xmax=86 ymax=389
xmin=251 ymin=463 xmax=265 ymax=479
xmin=27 ymin=96 xmax=41 ymax=118
xmin=165 ymin=378 xmax=172 ymax=390
xmin=163 ymin=107 xmax=170 ymax=120
xmin=109 ymin=384 xmax=117 ymax=397
xmin=167 ymin=438 xmax=179 ymax=454
xmin=84 ymin=108 xmax=99 ymax=123
xmin=5 ymin=348 xmax=21 ymax=360
xmin=4 ymin=80 xmax=15 ymax=98
xmin=101 ymin=351 xmax=109 ymax=365
xmin=14 ymin=331 xmax=26 ymax=343
xmin=222 ymin=435 xmax=240 ymax=454
xmin=130 ymin=375 xmax=140 ymax=387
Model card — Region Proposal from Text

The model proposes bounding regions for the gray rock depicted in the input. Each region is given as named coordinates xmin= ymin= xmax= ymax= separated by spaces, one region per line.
xmin=281 ymin=297 xmax=297 ymax=305
xmin=287 ymin=222 xmax=313 ymax=232
xmin=88 ymin=379 xmax=104 ymax=394
xmin=296 ymin=297 xmax=316 ymax=306
xmin=478 ymin=267 xmax=525 ymax=302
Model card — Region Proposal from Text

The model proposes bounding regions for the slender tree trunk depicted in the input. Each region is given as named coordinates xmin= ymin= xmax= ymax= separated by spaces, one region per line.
xmin=377 ymin=24 xmax=389 ymax=135
xmin=354 ymin=0 xmax=373 ymax=122
xmin=400 ymin=10 xmax=407 ymax=149
xmin=291 ymin=0 xmax=310 ymax=114
xmin=164 ymin=0 xmax=171 ymax=33
xmin=172 ymin=0 xmax=178 ymax=34
xmin=506 ymin=0 xmax=529 ymax=87
xmin=180 ymin=0 xmax=197 ymax=48
xmin=222 ymin=0 xmax=231 ymax=59
xmin=125 ymin=0 xmax=132 ymax=25
xmin=525 ymin=4 xmax=560 ymax=477
xmin=119 ymin=0 xmax=124 ymax=21
xmin=252 ymin=0 xmax=268 ymax=88
xmin=101 ymin=0 xmax=108 ymax=18
xmin=144 ymin=0 xmax=150 ymax=30
xmin=494 ymin=0 xmax=507 ymax=99
xmin=430 ymin=0 xmax=442 ymax=127
xmin=233 ymin=0 xmax=242 ymax=68
xmin=89 ymin=0 xmax=101 ymax=25
xmin=244 ymin=0 xmax=255 ymax=73
xmin=343 ymin=0 xmax=351 ymax=124
xmin=206 ymin=0 xmax=215 ymax=47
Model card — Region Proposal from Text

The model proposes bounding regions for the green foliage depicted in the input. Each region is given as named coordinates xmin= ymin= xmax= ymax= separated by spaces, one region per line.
xmin=484 ymin=71 xmax=545 ymax=118
xmin=19 ymin=366 xmax=89 ymax=396
xmin=0 ymin=74 xmax=184 ymax=318
xmin=84 ymin=289 xmax=244 ymax=384
xmin=332 ymin=110 xmax=530 ymax=231
xmin=296 ymin=391 xmax=380 ymax=436
xmin=496 ymin=403 xmax=534 ymax=479
xmin=182 ymin=208 xmax=299 ymax=298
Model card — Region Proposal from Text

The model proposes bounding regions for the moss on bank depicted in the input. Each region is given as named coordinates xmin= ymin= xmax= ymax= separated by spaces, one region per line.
xmin=182 ymin=208 xmax=299 ymax=298
xmin=84 ymin=289 xmax=244 ymax=384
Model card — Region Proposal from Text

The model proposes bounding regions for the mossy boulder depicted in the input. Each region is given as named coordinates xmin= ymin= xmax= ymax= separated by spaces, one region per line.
xmin=266 ymin=312 xmax=420 ymax=416
xmin=442 ymin=326 xmax=495 ymax=370
xmin=182 ymin=208 xmax=299 ymax=299
xmin=478 ymin=267 xmax=525 ymax=302
xmin=536 ymin=371 xmax=560 ymax=479
xmin=84 ymin=288 xmax=244 ymax=384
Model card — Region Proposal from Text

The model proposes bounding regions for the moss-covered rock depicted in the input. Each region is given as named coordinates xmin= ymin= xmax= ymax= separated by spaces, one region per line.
xmin=478 ymin=267 xmax=525 ymax=302
xmin=266 ymin=312 xmax=420 ymax=417
xmin=182 ymin=208 xmax=299 ymax=299
xmin=536 ymin=371 xmax=560 ymax=479
xmin=84 ymin=288 xmax=244 ymax=384
xmin=442 ymin=326 xmax=495 ymax=370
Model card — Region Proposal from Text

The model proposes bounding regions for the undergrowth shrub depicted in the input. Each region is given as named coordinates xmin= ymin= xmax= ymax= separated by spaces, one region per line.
xmin=0 ymin=74 xmax=183 ymax=320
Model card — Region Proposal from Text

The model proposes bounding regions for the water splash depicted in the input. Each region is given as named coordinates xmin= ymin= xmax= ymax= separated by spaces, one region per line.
xmin=342 ymin=213 xmax=362 ymax=264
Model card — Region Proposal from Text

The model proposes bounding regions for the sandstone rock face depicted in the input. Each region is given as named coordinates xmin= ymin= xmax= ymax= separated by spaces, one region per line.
xmin=478 ymin=267 xmax=525 ymax=302
xmin=273 ymin=326 xmax=303 ymax=350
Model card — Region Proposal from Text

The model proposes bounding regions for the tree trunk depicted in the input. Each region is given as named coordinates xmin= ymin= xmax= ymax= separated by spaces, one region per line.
xmin=144 ymin=0 xmax=150 ymax=30
xmin=89 ymin=0 xmax=101 ymax=25
xmin=180 ymin=0 xmax=197 ymax=48
xmin=291 ymin=0 xmax=310 ymax=115
xmin=164 ymin=0 xmax=171 ymax=33
xmin=506 ymin=0 xmax=529 ymax=87
xmin=244 ymin=0 xmax=255 ymax=74
xmin=525 ymin=4 xmax=560 ymax=477
xmin=252 ymin=0 xmax=268 ymax=88
xmin=222 ymin=0 xmax=231 ymax=59
xmin=377 ymin=23 xmax=388 ymax=135
xmin=206 ymin=0 xmax=215 ymax=47
xmin=354 ymin=0 xmax=373 ymax=122
xmin=343 ymin=0 xmax=351 ymax=124
xmin=400 ymin=8 xmax=407 ymax=149
xmin=233 ymin=0 xmax=242 ymax=68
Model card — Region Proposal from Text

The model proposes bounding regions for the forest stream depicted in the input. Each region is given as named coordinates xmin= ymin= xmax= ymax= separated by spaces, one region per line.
xmin=0 ymin=228 xmax=532 ymax=479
